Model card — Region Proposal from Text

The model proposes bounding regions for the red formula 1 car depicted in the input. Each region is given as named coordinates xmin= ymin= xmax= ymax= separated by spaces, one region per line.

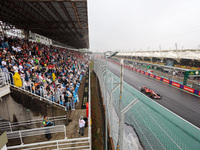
xmin=140 ymin=86 xmax=162 ymax=99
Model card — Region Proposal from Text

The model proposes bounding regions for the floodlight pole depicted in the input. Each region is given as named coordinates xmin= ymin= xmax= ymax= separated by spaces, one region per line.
xmin=117 ymin=59 xmax=124 ymax=150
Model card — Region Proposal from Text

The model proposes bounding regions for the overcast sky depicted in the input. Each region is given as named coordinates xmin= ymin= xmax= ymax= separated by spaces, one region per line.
xmin=88 ymin=0 xmax=200 ymax=52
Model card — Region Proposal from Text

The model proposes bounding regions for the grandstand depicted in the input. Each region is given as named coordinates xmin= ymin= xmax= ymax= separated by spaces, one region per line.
xmin=0 ymin=0 xmax=91 ymax=149
xmin=116 ymin=49 xmax=200 ymax=69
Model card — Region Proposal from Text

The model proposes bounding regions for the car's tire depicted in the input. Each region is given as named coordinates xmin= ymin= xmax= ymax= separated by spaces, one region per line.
xmin=141 ymin=88 xmax=144 ymax=92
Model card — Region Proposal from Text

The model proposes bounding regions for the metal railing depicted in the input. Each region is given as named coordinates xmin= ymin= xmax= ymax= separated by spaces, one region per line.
xmin=0 ymin=115 xmax=67 ymax=132
xmin=0 ymin=72 xmax=10 ymax=88
xmin=7 ymin=137 xmax=90 ymax=150
xmin=94 ymin=58 xmax=200 ymax=150
xmin=0 ymin=72 xmax=66 ymax=110
xmin=7 ymin=125 xmax=67 ymax=145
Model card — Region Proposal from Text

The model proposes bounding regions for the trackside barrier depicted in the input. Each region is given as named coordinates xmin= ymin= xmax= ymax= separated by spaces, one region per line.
xmin=108 ymin=60 xmax=200 ymax=96
xmin=95 ymin=58 xmax=200 ymax=150
xmin=7 ymin=125 xmax=67 ymax=145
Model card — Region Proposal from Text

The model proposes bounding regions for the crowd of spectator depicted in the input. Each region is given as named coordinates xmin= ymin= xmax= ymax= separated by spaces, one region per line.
xmin=0 ymin=36 xmax=89 ymax=111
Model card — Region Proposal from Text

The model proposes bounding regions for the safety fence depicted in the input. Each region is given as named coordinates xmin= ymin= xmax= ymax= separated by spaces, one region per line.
xmin=0 ymin=115 xmax=67 ymax=132
xmin=7 ymin=125 xmax=67 ymax=145
xmin=94 ymin=58 xmax=200 ymax=150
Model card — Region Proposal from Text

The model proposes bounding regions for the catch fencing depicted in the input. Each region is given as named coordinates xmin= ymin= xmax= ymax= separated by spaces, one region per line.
xmin=94 ymin=58 xmax=200 ymax=150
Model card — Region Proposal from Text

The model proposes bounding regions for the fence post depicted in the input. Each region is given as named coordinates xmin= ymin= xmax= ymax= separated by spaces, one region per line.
xmin=6 ymin=73 xmax=9 ymax=85
xmin=57 ymin=141 xmax=59 ymax=149
xmin=22 ymin=78 xmax=25 ymax=90
xmin=19 ymin=131 xmax=23 ymax=145
xmin=9 ymin=122 xmax=12 ymax=132
xmin=43 ymin=87 xmax=45 ymax=98
xmin=8 ymin=73 xmax=11 ymax=84
xmin=64 ymin=125 xmax=67 ymax=139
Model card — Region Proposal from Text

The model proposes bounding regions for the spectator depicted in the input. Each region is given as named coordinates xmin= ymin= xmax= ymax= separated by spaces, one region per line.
xmin=24 ymin=80 xmax=31 ymax=91
xmin=43 ymin=115 xmax=54 ymax=140
xmin=64 ymin=92 xmax=69 ymax=111
xmin=13 ymin=71 xmax=22 ymax=87
xmin=1 ymin=35 xmax=89 ymax=109
xmin=13 ymin=63 xmax=18 ymax=73
xmin=79 ymin=116 xmax=86 ymax=136
xmin=1 ymin=58 xmax=6 ymax=66
xmin=2 ymin=65 xmax=9 ymax=74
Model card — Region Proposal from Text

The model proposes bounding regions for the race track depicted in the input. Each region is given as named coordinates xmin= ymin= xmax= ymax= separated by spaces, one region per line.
xmin=107 ymin=61 xmax=200 ymax=128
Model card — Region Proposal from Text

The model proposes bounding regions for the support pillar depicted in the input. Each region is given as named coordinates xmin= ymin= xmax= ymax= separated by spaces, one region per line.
xmin=23 ymin=29 xmax=29 ymax=41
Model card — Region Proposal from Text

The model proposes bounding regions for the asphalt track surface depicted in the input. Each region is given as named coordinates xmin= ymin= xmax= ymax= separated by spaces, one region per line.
xmin=107 ymin=61 xmax=200 ymax=128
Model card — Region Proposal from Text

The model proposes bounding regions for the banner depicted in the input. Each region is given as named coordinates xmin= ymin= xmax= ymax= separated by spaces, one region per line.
xmin=163 ymin=78 xmax=170 ymax=84
xmin=156 ymin=76 xmax=161 ymax=80
xmin=172 ymin=82 xmax=181 ymax=88
xmin=183 ymin=86 xmax=194 ymax=93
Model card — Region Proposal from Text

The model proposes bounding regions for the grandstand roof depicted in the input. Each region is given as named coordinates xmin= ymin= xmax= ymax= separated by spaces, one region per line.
xmin=0 ymin=0 xmax=89 ymax=49
xmin=116 ymin=50 xmax=200 ymax=61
